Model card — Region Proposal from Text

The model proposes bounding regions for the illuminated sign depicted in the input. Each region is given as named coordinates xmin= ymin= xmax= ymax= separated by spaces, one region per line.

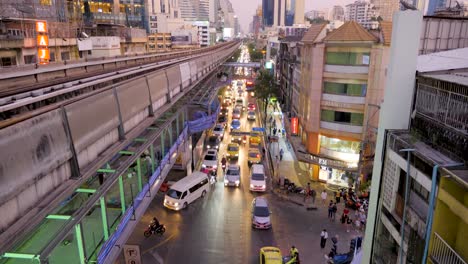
xmin=265 ymin=61 xmax=272 ymax=69
xmin=36 ymin=21 xmax=49 ymax=64
xmin=291 ymin=117 xmax=298 ymax=135
xmin=36 ymin=21 xmax=47 ymax=33
xmin=37 ymin=35 xmax=49 ymax=47
xmin=38 ymin=48 xmax=50 ymax=60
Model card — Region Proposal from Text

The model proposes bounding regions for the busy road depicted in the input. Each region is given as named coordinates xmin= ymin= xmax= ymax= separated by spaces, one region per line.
xmin=120 ymin=45 xmax=358 ymax=264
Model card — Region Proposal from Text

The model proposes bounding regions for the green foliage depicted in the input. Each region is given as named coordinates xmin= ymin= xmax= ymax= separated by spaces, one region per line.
xmin=246 ymin=42 xmax=265 ymax=62
xmin=227 ymin=48 xmax=241 ymax=62
xmin=305 ymin=17 xmax=329 ymax=24
xmin=254 ymin=69 xmax=278 ymax=123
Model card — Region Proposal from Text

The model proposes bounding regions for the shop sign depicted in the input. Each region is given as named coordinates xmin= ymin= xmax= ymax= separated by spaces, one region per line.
xmin=321 ymin=101 xmax=356 ymax=109
xmin=36 ymin=21 xmax=49 ymax=64
xmin=123 ymin=245 xmax=141 ymax=264
xmin=291 ymin=117 xmax=298 ymax=135
xmin=297 ymin=152 xmax=358 ymax=172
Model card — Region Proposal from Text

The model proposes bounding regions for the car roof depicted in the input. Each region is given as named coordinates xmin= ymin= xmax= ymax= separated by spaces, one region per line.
xmin=249 ymin=148 xmax=260 ymax=153
xmin=170 ymin=171 xmax=208 ymax=191
xmin=214 ymin=124 xmax=223 ymax=128
xmin=254 ymin=197 xmax=268 ymax=207
xmin=260 ymin=247 xmax=283 ymax=263
xmin=232 ymin=119 xmax=240 ymax=123
xmin=208 ymin=136 xmax=219 ymax=140
xmin=228 ymin=143 xmax=239 ymax=147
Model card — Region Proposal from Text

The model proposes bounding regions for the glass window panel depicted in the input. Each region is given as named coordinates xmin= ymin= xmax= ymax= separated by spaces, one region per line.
xmin=350 ymin=113 xmax=364 ymax=125
xmin=105 ymin=179 xmax=122 ymax=234
xmin=48 ymin=229 xmax=81 ymax=264
xmin=81 ymin=205 xmax=105 ymax=262
xmin=320 ymin=110 xmax=335 ymax=122
xmin=123 ymin=167 xmax=140 ymax=208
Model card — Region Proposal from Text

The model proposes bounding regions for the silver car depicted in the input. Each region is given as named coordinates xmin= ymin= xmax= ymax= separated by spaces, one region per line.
xmin=232 ymin=108 xmax=241 ymax=119
xmin=224 ymin=164 xmax=241 ymax=187
xmin=247 ymin=111 xmax=256 ymax=121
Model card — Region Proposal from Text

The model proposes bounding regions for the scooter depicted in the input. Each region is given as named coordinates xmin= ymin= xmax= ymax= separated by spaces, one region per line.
xmin=144 ymin=224 xmax=166 ymax=238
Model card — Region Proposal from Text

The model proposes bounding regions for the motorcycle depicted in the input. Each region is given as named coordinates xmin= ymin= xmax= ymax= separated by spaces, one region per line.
xmin=221 ymin=163 xmax=226 ymax=172
xmin=144 ymin=224 xmax=166 ymax=238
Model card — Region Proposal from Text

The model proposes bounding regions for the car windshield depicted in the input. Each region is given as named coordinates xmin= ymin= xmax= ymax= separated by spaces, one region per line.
xmin=167 ymin=189 xmax=182 ymax=199
xmin=248 ymin=111 xmax=255 ymax=115
xmin=236 ymin=100 xmax=243 ymax=104
xmin=204 ymin=155 xmax=216 ymax=161
xmin=252 ymin=173 xmax=264 ymax=181
xmin=227 ymin=169 xmax=239 ymax=175
xmin=249 ymin=152 xmax=260 ymax=158
xmin=254 ymin=206 xmax=270 ymax=217
xmin=214 ymin=127 xmax=222 ymax=132
xmin=228 ymin=145 xmax=239 ymax=151
xmin=232 ymin=120 xmax=240 ymax=125
xmin=218 ymin=116 xmax=226 ymax=122
xmin=208 ymin=136 xmax=218 ymax=142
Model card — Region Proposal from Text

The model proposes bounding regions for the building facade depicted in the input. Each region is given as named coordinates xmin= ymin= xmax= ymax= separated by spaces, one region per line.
xmin=345 ymin=1 xmax=379 ymax=29
xmin=179 ymin=0 xmax=209 ymax=21
xmin=147 ymin=32 xmax=172 ymax=52
xmin=330 ymin=5 xmax=346 ymax=21
xmin=263 ymin=0 xmax=275 ymax=27
xmin=370 ymin=60 xmax=468 ymax=263
xmin=372 ymin=0 xmax=401 ymax=21
xmin=297 ymin=21 xmax=391 ymax=188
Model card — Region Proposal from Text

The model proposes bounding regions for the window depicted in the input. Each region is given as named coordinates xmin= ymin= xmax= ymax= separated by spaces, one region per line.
xmin=410 ymin=178 xmax=429 ymax=202
xmin=325 ymin=52 xmax=370 ymax=65
xmin=24 ymin=55 xmax=36 ymax=64
xmin=61 ymin=52 xmax=70 ymax=61
xmin=323 ymin=82 xmax=367 ymax=96
xmin=321 ymin=110 xmax=364 ymax=125
xmin=1 ymin=56 xmax=17 ymax=67
xmin=49 ymin=52 xmax=55 ymax=62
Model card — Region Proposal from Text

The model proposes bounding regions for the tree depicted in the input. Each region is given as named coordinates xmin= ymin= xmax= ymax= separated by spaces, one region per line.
xmin=254 ymin=69 xmax=278 ymax=124
xmin=305 ymin=17 xmax=329 ymax=24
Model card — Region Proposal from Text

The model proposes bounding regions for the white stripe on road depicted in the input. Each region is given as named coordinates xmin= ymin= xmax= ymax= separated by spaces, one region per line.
xmin=149 ymin=249 xmax=164 ymax=264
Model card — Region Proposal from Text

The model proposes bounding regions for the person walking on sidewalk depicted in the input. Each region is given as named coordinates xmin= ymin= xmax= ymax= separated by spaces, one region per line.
xmin=303 ymin=183 xmax=311 ymax=202
xmin=321 ymin=190 xmax=328 ymax=205
xmin=279 ymin=148 xmax=284 ymax=161
xmin=320 ymin=229 xmax=328 ymax=249
xmin=311 ymin=188 xmax=317 ymax=204
xmin=328 ymin=201 xmax=334 ymax=220
xmin=332 ymin=203 xmax=337 ymax=221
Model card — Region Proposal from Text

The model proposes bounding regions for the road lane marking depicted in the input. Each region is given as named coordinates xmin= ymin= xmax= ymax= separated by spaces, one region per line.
xmin=142 ymin=233 xmax=176 ymax=254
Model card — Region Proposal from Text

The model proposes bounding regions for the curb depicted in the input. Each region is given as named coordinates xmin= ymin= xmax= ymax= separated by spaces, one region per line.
xmin=272 ymin=189 xmax=305 ymax=207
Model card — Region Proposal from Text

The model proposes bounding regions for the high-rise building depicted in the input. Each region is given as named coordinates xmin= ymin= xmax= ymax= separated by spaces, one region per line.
xmin=263 ymin=0 xmax=275 ymax=27
xmin=294 ymin=0 xmax=305 ymax=24
xmin=330 ymin=5 xmax=345 ymax=21
xmin=345 ymin=1 xmax=379 ymax=29
xmin=305 ymin=10 xmax=326 ymax=20
xmin=372 ymin=0 xmax=400 ymax=21
xmin=209 ymin=0 xmax=220 ymax=25
xmin=179 ymin=0 xmax=210 ymax=21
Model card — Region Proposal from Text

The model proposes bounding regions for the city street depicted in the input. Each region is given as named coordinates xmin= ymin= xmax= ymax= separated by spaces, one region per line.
xmin=119 ymin=78 xmax=361 ymax=264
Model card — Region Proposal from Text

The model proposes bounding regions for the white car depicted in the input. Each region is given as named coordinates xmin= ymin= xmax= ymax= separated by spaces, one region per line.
xmin=251 ymin=197 xmax=272 ymax=229
xmin=249 ymin=164 xmax=266 ymax=192
xmin=224 ymin=164 xmax=241 ymax=187
xmin=212 ymin=124 xmax=225 ymax=139
xmin=202 ymin=149 xmax=218 ymax=171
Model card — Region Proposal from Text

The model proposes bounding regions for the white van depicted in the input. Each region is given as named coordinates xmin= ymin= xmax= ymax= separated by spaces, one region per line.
xmin=164 ymin=171 xmax=210 ymax=210
xmin=249 ymin=164 xmax=266 ymax=192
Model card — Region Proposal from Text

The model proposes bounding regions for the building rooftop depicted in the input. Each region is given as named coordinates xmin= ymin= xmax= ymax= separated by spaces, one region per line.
xmin=323 ymin=21 xmax=378 ymax=42
xmin=301 ymin=23 xmax=327 ymax=43
xmin=417 ymin=47 xmax=468 ymax=73
xmin=379 ymin=21 xmax=392 ymax=45
xmin=421 ymin=71 xmax=468 ymax=86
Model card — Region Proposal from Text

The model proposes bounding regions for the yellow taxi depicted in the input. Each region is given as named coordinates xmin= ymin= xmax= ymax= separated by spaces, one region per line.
xmin=259 ymin=247 xmax=283 ymax=264
xmin=247 ymin=148 xmax=262 ymax=166
xmin=249 ymin=131 xmax=262 ymax=147
xmin=226 ymin=143 xmax=240 ymax=160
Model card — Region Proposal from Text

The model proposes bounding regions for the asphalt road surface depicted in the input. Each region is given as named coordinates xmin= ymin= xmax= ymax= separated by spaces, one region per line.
xmin=121 ymin=89 xmax=357 ymax=264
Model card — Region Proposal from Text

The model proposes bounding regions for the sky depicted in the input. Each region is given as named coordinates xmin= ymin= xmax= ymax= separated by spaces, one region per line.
xmin=230 ymin=0 xmax=356 ymax=33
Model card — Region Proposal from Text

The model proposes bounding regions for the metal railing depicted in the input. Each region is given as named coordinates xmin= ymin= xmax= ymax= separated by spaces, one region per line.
xmin=429 ymin=232 xmax=467 ymax=264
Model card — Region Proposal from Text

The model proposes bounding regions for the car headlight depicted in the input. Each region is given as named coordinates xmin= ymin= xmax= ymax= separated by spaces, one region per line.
xmin=224 ymin=179 xmax=229 ymax=184
xmin=174 ymin=202 xmax=179 ymax=206
xmin=213 ymin=165 xmax=217 ymax=169
xmin=207 ymin=145 xmax=211 ymax=148
xmin=261 ymin=185 xmax=266 ymax=189
xmin=235 ymin=154 xmax=238 ymax=156
xmin=235 ymin=180 xmax=240 ymax=184
xmin=202 ymin=164 xmax=206 ymax=168
xmin=250 ymin=184 xmax=254 ymax=188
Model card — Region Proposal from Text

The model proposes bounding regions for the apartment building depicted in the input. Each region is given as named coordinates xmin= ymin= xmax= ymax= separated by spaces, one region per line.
xmin=345 ymin=1 xmax=379 ymax=29
xmin=148 ymin=33 xmax=172 ymax=52
xmin=296 ymin=21 xmax=391 ymax=189
xmin=370 ymin=48 xmax=468 ymax=263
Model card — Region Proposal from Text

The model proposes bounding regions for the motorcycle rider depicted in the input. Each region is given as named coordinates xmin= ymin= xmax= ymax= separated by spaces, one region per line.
xmin=242 ymin=135 xmax=247 ymax=145
xmin=221 ymin=155 xmax=227 ymax=171
xmin=150 ymin=217 xmax=161 ymax=232
xmin=289 ymin=246 xmax=300 ymax=263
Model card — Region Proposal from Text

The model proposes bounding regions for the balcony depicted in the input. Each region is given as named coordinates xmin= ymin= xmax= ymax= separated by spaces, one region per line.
xmin=429 ymin=232 xmax=467 ymax=264
xmin=322 ymin=93 xmax=366 ymax=104
xmin=324 ymin=64 xmax=369 ymax=74
xmin=320 ymin=121 xmax=363 ymax=134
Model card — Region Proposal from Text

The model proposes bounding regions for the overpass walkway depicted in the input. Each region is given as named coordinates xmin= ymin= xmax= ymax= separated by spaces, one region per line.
xmin=0 ymin=71 xmax=228 ymax=264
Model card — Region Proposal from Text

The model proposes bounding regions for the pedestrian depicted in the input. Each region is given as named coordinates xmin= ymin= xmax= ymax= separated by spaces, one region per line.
xmin=355 ymin=218 xmax=361 ymax=232
xmin=282 ymin=128 xmax=286 ymax=137
xmin=311 ymin=188 xmax=317 ymax=204
xmin=267 ymin=135 xmax=271 ymax=143
xmin=273 ymin=127 xmax=277 ymax=136
xmin=327 ymin=235 xmax=338 ymax=259
xmin=328 ymin=201 xmax=334 ymax=220
xmin=332 ymin=203 xmax=337 ymax=221
xmin=335 ymin=191 xmax=341 ymax=203
xmin=320 ymin=229 xmax=328 ymax=249
xmin=304 ymin=183 xmax=311 ymax=202
xmin=360 ymin=212 xmax=367 ymax=231
xmin=321 ymin=190 xmax=328 ymax=205
xmin=346 ymin=217 xmax=353 ymax=233
xmin=279 ymin=148 xmax=284 ymax=161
